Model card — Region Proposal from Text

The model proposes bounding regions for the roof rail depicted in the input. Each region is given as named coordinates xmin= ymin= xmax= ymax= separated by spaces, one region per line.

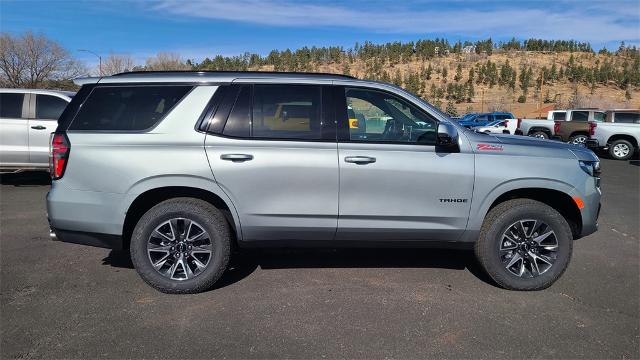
xmin=111 ymin=70 xmax=357 ymax=79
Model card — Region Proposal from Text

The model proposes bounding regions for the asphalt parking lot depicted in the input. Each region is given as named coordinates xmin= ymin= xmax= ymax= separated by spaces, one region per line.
xmin=1 ymin=158 xmax=638 ymax=359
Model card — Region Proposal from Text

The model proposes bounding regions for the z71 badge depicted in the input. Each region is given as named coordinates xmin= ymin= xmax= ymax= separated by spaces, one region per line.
xmin=477 ymin=143 xmax=504 ymax=151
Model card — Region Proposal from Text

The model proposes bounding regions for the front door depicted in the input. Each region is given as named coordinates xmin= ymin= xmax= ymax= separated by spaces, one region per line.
xmin=335 ymin=86 xmax=474 ymax=242
xmin=204 ymin=84 xmax=339 ymax=242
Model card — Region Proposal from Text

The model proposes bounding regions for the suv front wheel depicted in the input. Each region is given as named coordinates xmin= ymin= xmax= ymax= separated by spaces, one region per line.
xmin=475 ymin=199 xmax=573 ymax=290
xmin=130 ymin=198 xmax=231 ymax=294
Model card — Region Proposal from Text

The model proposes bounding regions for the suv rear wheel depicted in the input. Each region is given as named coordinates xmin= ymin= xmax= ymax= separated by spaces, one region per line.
xmin=475 ymin=199 xmax=573 ymax=291
xmin=608 ymin=139 xmax=634 ymax=160
xmin=130 ymin=198 xmax=231 ymax=294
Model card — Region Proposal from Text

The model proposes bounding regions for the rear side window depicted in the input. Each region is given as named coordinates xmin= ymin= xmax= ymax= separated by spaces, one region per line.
xmin=0 ymin=93 xmax=24 ymax=118
xmin=36 ymin=95 xmax=68 ymax=120
xmin=553 ymin=112 xmax=566 ymax=120
xmin=571 ymin=111 xmax=589 ymax=122
xmin=69 ymin=85 xmax=191 ymax=131
xmin=613 ymin=112 xmax=640 ymax=124
xmin=221 ymin=84 xmax=327 ymax=140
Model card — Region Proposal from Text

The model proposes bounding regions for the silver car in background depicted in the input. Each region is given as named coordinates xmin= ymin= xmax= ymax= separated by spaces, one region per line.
xmin=0 ymin=89 xmax=74 ymax=173
xmin=46 ymin=71 xmax=601 ymax=294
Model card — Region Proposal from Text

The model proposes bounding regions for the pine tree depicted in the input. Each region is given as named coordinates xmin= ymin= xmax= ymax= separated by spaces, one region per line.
xmin=454 ymin=64 xmax=462 ymax=82
xmin=445 ymin=100 xmax=458 ymax=116
xmin=393 ymin=69 xmax=402 ymax=86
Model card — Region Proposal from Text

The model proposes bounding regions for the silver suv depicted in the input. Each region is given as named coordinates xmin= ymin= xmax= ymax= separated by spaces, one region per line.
xmin=1 ymin=89 xmax=74 ymax=173
xmin=47 ymin=72 xmax=601 ymax=293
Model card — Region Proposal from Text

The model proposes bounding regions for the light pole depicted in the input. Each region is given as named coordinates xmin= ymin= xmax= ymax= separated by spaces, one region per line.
xmin=78 ymin=49 xmax=102 ymax=76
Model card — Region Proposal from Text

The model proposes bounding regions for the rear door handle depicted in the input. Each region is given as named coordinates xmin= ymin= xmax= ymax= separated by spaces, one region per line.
xmin=30 ymin=125 xmax=46 ymax=130
xmin=344 ymin=156 xmax=376 ymax=164
xmin=220 ymin=154 xmax=254 ymax=162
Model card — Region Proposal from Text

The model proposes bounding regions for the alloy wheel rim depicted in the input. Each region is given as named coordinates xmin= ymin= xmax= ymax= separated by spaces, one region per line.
xmin=499 ymin=219 xmax=558 ymax=278
xmin=572 ymin=136 xmax=587 ymax=144
xmin=534 ymin=133 xmax=546 ymax=139
xmin=147 ymin=218 xmax=213 ymax=281
xmin=613 ymin=143 xmax=630 ymax=158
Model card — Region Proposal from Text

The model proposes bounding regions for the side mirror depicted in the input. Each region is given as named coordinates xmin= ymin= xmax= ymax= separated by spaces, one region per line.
xmin=436 ymin=122 xmax=459 ymax=151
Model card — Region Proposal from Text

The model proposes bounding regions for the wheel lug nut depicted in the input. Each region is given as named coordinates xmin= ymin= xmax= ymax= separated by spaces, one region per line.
xmin=188 ymin=245 xmax=192 ymax=250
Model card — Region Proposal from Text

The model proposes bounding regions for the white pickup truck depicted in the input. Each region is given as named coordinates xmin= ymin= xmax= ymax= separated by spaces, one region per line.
xmin=587 ymin=110 xmax=640 ymax=160
xmin=0 ymin=89 xmax=74 ymax=173
xmin=501 ymin=110 xmax=565 ymax=138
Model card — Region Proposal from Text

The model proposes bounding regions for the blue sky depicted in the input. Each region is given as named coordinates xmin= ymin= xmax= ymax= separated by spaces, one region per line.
xmin=2 ymin=0 xmax=639 ymax=66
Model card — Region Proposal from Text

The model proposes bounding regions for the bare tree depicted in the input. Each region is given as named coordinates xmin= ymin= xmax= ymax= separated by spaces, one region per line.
xmin=101 ymin=53 xmax=136 ymax=75
xmin=0 ymin=31 xmax=86 ymax=88
xmin=145 ymin=52 xmax=190 ymax=71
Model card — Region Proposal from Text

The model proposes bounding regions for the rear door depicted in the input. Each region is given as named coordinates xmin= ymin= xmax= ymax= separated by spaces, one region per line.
xmin=0 ymin=92 xmax=29 ymax=167
xmin=204 ymin=84 xmax=339 ymax=242
xmin=334 ymin=86 xmax=474 ymax=242
xmin=29 ymin=94 xmax=69 ymax=166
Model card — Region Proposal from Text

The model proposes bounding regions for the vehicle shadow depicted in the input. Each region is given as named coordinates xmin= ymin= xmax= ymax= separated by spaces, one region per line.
xmin=102 ymin=247 xmax=495 ymax=290
xmin=0 ymin=172 xmax=51 ymax=186
xmin=629 ymin=160 xmax=639 ymax=166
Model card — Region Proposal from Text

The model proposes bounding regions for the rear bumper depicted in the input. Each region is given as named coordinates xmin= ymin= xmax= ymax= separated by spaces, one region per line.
xmin=50 ymin=226 xmax=123 ymax=250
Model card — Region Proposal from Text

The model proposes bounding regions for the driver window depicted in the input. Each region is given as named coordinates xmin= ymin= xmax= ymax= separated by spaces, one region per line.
xmin=345 ymin=88 xmax=437 ymax=144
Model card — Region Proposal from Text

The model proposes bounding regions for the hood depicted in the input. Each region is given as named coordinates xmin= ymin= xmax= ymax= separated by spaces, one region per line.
xmin=466 ymin=132 xmax=599 ymax=161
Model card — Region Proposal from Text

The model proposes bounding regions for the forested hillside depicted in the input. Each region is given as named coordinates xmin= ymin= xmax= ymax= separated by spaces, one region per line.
xmin=189 ymin=38 xmax=640 ymax=117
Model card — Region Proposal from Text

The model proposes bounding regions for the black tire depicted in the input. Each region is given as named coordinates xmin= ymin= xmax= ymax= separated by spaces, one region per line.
xmin=529 ymin=131 xmax=549 ymax=139
xmin=130 ymin=198 xmax=231 ymax=294
xmin=474 ymin=199 xmax=573 ymax=291
xmin=608 ymin=139 xmax=635 ymax=160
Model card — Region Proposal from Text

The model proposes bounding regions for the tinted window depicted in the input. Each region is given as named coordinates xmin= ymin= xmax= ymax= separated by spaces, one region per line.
xmin=222 ymin=86 xmax=251 ymax=137
xmin=553 ymin=112 xmax=566 ymax=120
xmin=613 ymin=112 xmax=640 ymax=124
xmin=494 ymin=114 xmax=510 ymax=120
xmin=345 ymin=88 xmax=437 ymax=144
xmin=571 ymin=111 xmax=589 ymax=122
xmin=593 ymin=112 xmax=605 ymax=122
xmin=69 ymin=85 xmax=191 ymax=131
xmin=475 ymin=114 xmax=488 ymax=122
xmin=252 ymin=85 xmax=323 ymax=140
xmin=0 ymin=93 xmax=24 ymax=118
xmin=36 ymin=95 xmax=68 ymax=120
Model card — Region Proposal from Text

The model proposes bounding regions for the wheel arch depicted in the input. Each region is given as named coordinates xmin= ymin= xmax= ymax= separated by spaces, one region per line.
xmin=527 ymin=127 xmax=552 ymax=135
xmin=608 ymin=134 xmax=638 ymax=148
xmin=121 ymin=177 xmax=242 ymax=249
xmin=470 ymin=181 xmax=582 ymax=239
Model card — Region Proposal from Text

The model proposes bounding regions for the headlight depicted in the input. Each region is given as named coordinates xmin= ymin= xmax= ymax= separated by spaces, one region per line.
xmin=579 ymin=160 xmax=601 ymax=177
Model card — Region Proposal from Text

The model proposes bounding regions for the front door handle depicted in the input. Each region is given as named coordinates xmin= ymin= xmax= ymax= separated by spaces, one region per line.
xmin=30 ymin=125 xmax=46 ymax=130
xmin=220 ymin=154 xmax=254 ymax=162
xmin=344 ymin=156 xmax=376 ymax=164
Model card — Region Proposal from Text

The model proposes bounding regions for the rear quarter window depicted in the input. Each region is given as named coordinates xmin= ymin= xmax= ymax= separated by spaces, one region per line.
xmin=69 ymin=85 xmax=192 ymax=131
xmin=0 ymin=93 xmax=24 ymax=118
xmin=613 ymin=112 xmax=640 ymax=124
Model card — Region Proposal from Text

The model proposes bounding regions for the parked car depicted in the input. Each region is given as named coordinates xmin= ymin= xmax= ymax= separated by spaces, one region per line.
xmin=508 ymin=110 xmax=566 ymax=139
xmin=47 ymin=71 xmax=601 ymax=294
xmin=587 ymin=109 xmax=640 ymax=160
xmin=456 ymin=112 xmax=514 ymax=128
xmin=0 ymin=89 xmax=74 ymax=173
xmin=472 ymin=119 xmax=510 ymax=134
xmin=553 ymin=109 xmax=605 ymax=145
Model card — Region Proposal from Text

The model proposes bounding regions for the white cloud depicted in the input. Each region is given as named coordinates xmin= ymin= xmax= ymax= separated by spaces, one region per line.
xmin=151 ymin=0 xmax=639 ymax=43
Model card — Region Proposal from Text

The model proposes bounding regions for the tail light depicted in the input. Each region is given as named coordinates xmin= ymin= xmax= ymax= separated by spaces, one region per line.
xmin=50 ymin=133 xmax=70 ymax=180
xmin=554 ymin=121 xmax=561 ymax=134
xmin=589 ymin=122 xmax=597 ymax=136
xmin=517 ymin=118 xmax=522 ymax=128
